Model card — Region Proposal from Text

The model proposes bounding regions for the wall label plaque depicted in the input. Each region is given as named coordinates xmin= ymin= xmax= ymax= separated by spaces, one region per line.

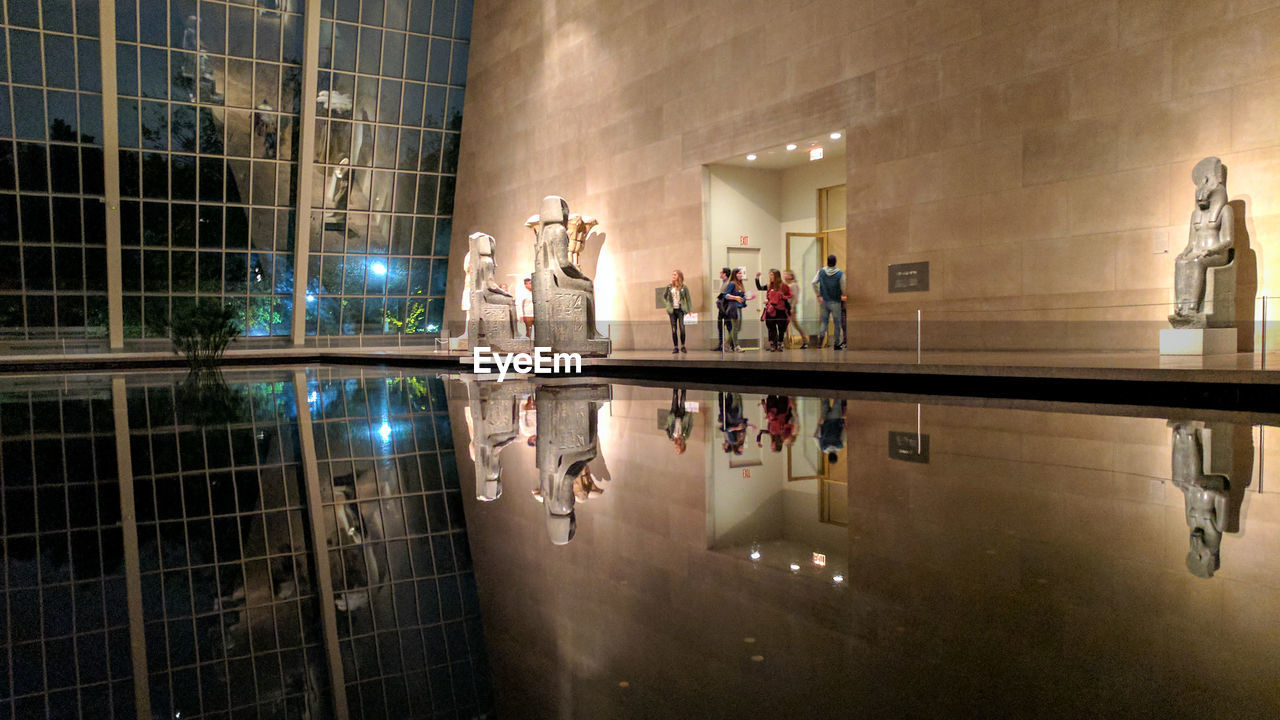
xmin=888 ymin=431 xmax=930 ymax=463
xmin=888 ymin=261 xmax=929 ymax=293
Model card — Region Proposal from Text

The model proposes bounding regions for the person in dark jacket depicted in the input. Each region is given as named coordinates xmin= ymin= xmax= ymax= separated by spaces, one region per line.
xmin=711 ymin=267 xmax=731 ymax=351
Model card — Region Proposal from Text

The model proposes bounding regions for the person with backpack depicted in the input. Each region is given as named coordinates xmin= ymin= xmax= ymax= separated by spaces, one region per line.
xmin=811 ymin=254 xmax=847 ymax=349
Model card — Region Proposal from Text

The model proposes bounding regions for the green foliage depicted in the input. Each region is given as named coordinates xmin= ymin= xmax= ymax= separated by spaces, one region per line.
xmin=170 ymin=299 xmax=240 ymax=369
xmin=384 ymin=302 xmax=426 ymax=334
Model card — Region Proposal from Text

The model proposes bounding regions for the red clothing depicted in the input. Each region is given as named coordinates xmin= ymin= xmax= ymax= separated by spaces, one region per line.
xmin=762 ymin=283 xmax=792 ymax=318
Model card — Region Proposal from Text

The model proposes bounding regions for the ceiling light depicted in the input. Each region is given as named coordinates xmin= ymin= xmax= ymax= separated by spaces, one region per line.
xmin=786 ymin=143 xmax=797 ymax=151
xmin=746 ymin=154 xmax=757 ymax=161
xmin=829 ymin=132 xmax=842 ymax=140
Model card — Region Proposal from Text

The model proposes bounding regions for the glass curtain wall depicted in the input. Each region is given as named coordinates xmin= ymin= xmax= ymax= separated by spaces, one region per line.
xmin=0 ymin=0 xmax=472 ymax=350
xmin=307 ymin=0 xmax=467 ymax=339
xmin=115 ymin=0 xmax=305 ymax=340
xmin=0 ymin=1 xmax=108 ymax=344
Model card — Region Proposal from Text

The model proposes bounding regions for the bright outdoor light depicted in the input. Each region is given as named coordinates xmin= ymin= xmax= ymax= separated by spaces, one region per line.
xmin=371 ymin=261 xmax=387 ymax=275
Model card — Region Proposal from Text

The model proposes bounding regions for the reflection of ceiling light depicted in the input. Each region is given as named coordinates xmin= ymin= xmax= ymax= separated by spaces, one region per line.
xmin=833 ymin=574 xmax=845 ymax=584
xmin=371 ymin=261 xmax=387 ymax=275
xmin=307 ymin=391 xmax=318 ymax=404
xmin=812 ymin=552 xmax=826 ymax=567
xmin=810 ymin=147 xmax=823 ymax=161
xmin=830 ymin=132 xmax=842 ymax=139
xmin=746 ymin=153 xmax=757 ymax=161
xmin=789 ymin=563 xmax=800 ymax=573
xmin=786 ymin=143 xmax=797 ymax=151
xmin=750 ymin=550 xmax=761 ymax=560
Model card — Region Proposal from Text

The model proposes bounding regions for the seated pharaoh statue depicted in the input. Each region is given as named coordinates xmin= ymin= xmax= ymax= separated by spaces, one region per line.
xmin=1170 ymin=157 xmax=1235 ymax=329
xmin=464 ymin=377 xmax=531 ymax=502
xmin=535 ymin=383 xmax=612 ymax=545
xmin=532 ymin=196 xmax=612 ymax=356
xmin=467 ymin=232 xmax=531 ymax=353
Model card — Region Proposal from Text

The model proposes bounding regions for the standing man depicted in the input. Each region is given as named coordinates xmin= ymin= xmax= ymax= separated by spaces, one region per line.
xmin=811 ymin=254 xmax=847 ymax=349
xmin=515 ymin=276 xmax=535 ymax=339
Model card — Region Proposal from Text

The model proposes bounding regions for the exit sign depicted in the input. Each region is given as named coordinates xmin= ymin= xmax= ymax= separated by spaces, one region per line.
xmin=739 ymin=235 xmax=749 ymax=245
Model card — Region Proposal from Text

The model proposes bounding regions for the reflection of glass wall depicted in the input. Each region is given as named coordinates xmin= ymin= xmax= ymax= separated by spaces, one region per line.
xmin=115 ymin=0 xmax=305 ymax=339
xmin=307 ymin=372 xmax=490 ymax=718
xmin=125 ymin=376 xmax=335 ymax=717
xmin=1 ymin=385 xmax=133 ymax=718
xmin=307 ymin=0 xmax=469 ymax=338
xmin=0 ymin=3 xmax=109 ymax=342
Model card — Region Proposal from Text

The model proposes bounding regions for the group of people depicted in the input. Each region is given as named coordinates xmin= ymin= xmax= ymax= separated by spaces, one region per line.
xmin=663 ymin=255 xmax=847 ymax=353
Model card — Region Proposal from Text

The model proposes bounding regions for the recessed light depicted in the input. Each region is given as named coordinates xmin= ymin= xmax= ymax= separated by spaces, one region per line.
xmin=746 ymin=154 xmax=757 ymax=161
xmin=785 ymin=143 xmax=797 ymax=151
xmin=829 ymin=132 xmax=842 ymax=140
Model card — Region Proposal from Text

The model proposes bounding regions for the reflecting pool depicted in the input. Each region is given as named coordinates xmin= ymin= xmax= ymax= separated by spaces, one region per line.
xmin=3 ymin=369 xmax=1279 ymax=719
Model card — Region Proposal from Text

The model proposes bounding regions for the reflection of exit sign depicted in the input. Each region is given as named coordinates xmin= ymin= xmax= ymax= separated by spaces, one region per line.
xmin=739 ymin=235 xmax=749 ymax=245
xmin=742 ymin=469 xmax=751 ymax=478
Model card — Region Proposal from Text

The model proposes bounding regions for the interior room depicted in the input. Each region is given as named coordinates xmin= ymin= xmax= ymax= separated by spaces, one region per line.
xmin=2 ymin=1 xmax=1280 ymax=719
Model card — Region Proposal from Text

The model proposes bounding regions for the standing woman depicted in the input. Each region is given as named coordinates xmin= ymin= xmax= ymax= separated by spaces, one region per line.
xmin=711 ymin=267 xmax=731 ymax=351
xmin=783 ymin=269 xmax=806 ymax=348
xmin=663 ymin=269 xmax=691 ymax=353
xmin=761 ymin=269 xmax=792 ymax=351
xmin=724 ymin=269 xmax=747 ymax=352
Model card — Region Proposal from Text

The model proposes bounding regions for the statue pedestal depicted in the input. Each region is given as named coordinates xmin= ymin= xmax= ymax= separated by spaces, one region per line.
xmin=1160 ymin=327 xmax=1237 ymax=355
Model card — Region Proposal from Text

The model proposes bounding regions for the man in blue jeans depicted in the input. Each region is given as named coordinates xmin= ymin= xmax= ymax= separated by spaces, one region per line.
xmin=811 ymin=254 xmax=846 ymax=349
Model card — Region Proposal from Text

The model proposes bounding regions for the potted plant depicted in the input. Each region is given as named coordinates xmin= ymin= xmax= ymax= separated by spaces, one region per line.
xmin=170 ymin=299 xmax=240 ymax=369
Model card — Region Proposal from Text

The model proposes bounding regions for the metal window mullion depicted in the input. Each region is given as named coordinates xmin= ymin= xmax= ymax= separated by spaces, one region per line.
xmin=291 ymin=1 xmax=324 ymax=345
xmin=110 ymin=376 xmax=153 ymax=719
xmin=291 ymin=369 xmax=350 ymax=718
xmin=99 ymin=0 xmax=124 ymax=348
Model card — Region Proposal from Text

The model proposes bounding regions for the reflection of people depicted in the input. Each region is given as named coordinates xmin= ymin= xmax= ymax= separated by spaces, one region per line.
xmin=814 ymin=398 xmax=846 ymax=465
xmin=665 ymin=389 xmax=691 ymax=454
xmin=812 ymin=254 xmax=847 ymax=349
xmin=515 ymin=276 xmax=534 ymax=339
xmin=664 ymin=269 xmax=691 ymax=354
xmin=783 ymin=269 xmax=806 ymax=349
xmin=718 ymin=392 xmax=750 ymax=454
xmin=756 ymin=395 xmax=796 ymax=453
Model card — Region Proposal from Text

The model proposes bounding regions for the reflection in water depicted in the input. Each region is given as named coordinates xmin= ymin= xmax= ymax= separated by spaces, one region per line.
xmin=1 ymin=370 xmax=491 ymax=719
xmin=1169 ymin=420 xmax=1252 ymax=577
xmin=449 ymin=383 xmax=1279 ymax=719
xmin=456 ymin=378 xmax=612 ymax=545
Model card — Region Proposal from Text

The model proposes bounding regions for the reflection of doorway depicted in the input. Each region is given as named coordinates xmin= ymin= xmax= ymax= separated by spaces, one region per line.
xmin=727 ymin=246 xmax=762 ymax=346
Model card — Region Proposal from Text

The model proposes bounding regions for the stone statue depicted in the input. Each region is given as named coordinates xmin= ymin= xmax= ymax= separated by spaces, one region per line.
xmin=463 ymin=377 xmax=532 ymax=502
xmin=566 ymin=213 xmax=599 ymax=269
xmin=467 ymin=232 xmax=530 ymax=352
xmin=535 ymin=383 xmax=611 ymax=545
xmin=532 ymin=196 xmax=611 ymax=355
xmin=1170 ymin=157 xmax=1235 ymax=328
xmin=1167 ymin=420 xmax=1257 ymax=579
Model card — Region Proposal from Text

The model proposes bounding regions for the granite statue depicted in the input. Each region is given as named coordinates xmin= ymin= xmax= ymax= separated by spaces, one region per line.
xmin=1170 ymin=157 xmax=1235 ymax=329
xmin=535 ymin=383 xmax=612 ymax=545
xmin=467 ymin=232 xmax=531 ymax=352
xmin=532 ymin=196 xmax=611 ymax=355
xmin=463 ymin=377 xmax=532 ymax=502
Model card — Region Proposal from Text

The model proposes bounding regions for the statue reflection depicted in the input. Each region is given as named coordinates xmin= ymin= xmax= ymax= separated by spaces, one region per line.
xmin=1169 ymin=420 xmax=1252 ymax=578
xmin=464 ymin=377 xmax=534 ymax=501
xmin=461 ymin=379 xmax=612 ymax=545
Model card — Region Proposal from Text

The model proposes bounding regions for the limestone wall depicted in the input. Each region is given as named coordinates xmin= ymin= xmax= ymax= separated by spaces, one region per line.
xmin=449 ymin=0 xmax=1280 ymax=351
